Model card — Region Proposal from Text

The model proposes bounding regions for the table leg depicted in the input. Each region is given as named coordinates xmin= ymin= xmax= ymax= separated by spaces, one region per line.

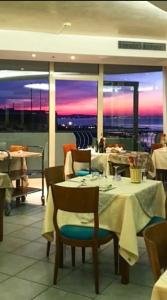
xmin=119 ymin=255 xmax=130 ymax=284
xmin=0 ymin=189 xmax=5 ymax=241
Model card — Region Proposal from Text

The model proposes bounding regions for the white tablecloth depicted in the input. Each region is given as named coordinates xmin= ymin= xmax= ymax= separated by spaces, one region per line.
xmin=151 ymin=270 xmax=167 ymax=300
xmin=42 ymin=176 xmax=166 ymax=266
xmin=152 ymin=147 xmax=167 ymax=170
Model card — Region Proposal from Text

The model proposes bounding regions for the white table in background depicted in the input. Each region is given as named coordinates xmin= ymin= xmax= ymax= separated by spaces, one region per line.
xmin=152 ymin=147 xmax=167 ymax=171
xmin=151 ymin=270 xmax=167 ymax=300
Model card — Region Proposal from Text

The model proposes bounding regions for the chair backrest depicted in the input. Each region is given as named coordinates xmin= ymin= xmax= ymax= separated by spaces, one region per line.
xmin=107 ymin=143 xmax=124 ymax=149
xmin=71 ymin=149 xmax=91 ymax=175
xmin=9 ymin=145 xmax=29 ymax=152
xmin=44 ymin=166 xmax=64 ymax=191
xmin=63 ymin=143 xmax=76 ymax=164
xmin=151 ymin=143 xmax=163 ymax=152
xmin=143 ymin=221 xmax=167 ymax=281
xmin=51 ymin=185 xmax=99 ymax=237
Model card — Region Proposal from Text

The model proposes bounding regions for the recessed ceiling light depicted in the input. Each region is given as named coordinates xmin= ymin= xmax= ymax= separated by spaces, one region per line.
xmin=32 ymin=53 xmax=36 ymax=58
xmin=70 ymin=55 xmax=76 ymax=60
xmin=63 ymin=22 xmax=72 ymax=27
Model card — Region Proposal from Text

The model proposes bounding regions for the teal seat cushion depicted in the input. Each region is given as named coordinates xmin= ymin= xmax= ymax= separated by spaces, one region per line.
xmin=142 ymin=216 xmax=165 ymax=231
xmin=75 ymin=170 xmax=101 ymax=177
xmin=60 ymin=225 xmax=111 ymax=240
xmin=75 ymin=170 xmax=90 ymax=177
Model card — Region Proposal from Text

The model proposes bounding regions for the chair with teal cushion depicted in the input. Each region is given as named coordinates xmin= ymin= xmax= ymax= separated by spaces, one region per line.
xmin=143 ymin=221 xmax=167 ymax=281
xmin=71 ymin=149 xmax=100 ymax=177
xmin=51 ymin=184 xmax=118 ymax=294
xmin=138 ymin=216 xmax=166 ymax=236
xmin=44 ymin=166 xmax=85 ymax=265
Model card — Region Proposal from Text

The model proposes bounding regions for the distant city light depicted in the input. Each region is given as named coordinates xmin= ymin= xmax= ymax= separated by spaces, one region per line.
xmin=24 ymin=83 xmax=49 ymax=90
xmin=68 ymin=121 xmax=73 ymax=125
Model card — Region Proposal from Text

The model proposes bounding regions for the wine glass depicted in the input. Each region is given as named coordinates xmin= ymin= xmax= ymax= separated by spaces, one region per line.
xmin=113 ymin=165 xmax=119 ymax=180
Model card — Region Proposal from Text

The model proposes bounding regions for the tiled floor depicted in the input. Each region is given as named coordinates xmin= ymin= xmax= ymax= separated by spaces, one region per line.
xmin=0 ymin=179 xmax=154 ymax=299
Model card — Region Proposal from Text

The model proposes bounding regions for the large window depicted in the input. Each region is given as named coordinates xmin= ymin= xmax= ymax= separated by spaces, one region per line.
xmin=104 ymin=69 xmax=163 ymax=149
xmin=0 ymin=60 xmax=49 ymax=132
xmin=56 ymin=80 xmax=97 ymax=134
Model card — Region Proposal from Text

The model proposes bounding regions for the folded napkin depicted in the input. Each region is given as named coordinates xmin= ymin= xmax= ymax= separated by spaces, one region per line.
xmin=99 ymin=184 xmax=113 ymax=192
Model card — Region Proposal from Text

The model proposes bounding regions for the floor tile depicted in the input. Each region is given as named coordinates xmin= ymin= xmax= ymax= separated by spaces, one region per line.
xmin=95 ymin=279 xmax=152 ymax=300
xmin=3 ymin=222 xmax=23 ymax=235
xmin=0 ymin=277 xmax=47 ymax=300
xmin=0 ymin=236 xmax=29 ymax=253
xmin=17 ymin=260 xmax=73 ymax=286
xmin=55 ymin=262 xmax=114 ymax=297
xmin=13 ymin=241 xmax=46 ymax=259
xmin=9 ymin=226 xmax=42 ymax=241
xmin=34 ymin=287 xmax=93 ymax=300
xmin=4 ymin=214 xmax=43 ymax=226
xmin=0 ymin=273 xmax=10 ymax=283
xmin=0 ymin=252 xmax=36 ymax=275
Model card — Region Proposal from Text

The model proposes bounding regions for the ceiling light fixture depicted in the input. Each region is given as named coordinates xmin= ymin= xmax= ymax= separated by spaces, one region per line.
xmin=58 ymin=22 xmax=72 ymax=34
xmin=63 ymin=22 xmax=72 ymax=28
xmin=32 ymin=53 xmax=36 ymax=58
xmin=70 ymin=55 xmax=76 ymax=60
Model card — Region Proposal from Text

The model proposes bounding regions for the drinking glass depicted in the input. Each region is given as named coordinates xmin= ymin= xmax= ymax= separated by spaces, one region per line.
xmin=141 ymin=168 xmax=147 ymax=182
xmin=113 ymin=165 xmax=119 ymax=180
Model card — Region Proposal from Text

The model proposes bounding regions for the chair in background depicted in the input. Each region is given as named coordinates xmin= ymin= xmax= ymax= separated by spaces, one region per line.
xmin=51 ymin=184 xmax=118 ymax=294
xmin=9 ymin=145 xmax=29 ymax=152
xmin=151 ymin=143 xmax=163 ymax=153
xmin=63 ymin=143 xmax=76 ymax=164
xmin=143 ymin=221 xmax=167 ymax=281
xmin=107 ymin=143 xmax=124 ymax=149
xmin=71 ymin=149 xmax=92 ymax=177
xmin=44 ymin=166 xmax=65 ymax=257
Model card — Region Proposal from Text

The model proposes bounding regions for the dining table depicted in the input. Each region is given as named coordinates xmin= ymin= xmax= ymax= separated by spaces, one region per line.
xmin=151 ymin=270 xmax=167 ymax=300
xmin=64 ymin=148 xmax=154 ymax=178
xmin=152 ymin=146 xmax=167 ymax=171
xmin=42 ymin=174 xmax=166 ymax=284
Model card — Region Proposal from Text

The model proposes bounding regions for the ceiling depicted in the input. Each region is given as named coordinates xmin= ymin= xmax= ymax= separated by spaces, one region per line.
xmin=0 ymin=1 xmax=167 ymax=39
xmin=1 ymin=1 xmax=167 ymax=65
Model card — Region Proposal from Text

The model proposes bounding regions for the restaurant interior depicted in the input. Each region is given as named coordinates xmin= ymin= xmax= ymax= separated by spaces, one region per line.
xmin=1 ymin=1 xmax=167 ymax=299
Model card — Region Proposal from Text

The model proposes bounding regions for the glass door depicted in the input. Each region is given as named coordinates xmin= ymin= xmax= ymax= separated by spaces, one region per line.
xmin=103 ymin=81 xmax=139 ymax=150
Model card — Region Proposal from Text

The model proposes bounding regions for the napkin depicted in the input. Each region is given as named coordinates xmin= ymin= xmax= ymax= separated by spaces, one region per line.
xmin=99 ymin=184 xmax=113 ymax=192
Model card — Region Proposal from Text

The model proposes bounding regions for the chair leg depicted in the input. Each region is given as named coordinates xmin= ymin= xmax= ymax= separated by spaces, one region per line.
xmin=59 ymin=242 xmax=64 ymax=268
xmin=53 ymin=238 xmax=60 ymax=284
xmin=71 ymin=246 xmax=75 ymax=266
xmin=46 ymin=241 xmax=51 ymax=257
xmin=82 ymin=247 xmax=85 ymax=263
xmin=92 ymin=244 xmax=99 ymax=294
xmin=113 ymin=235 xmax=119 ymax=274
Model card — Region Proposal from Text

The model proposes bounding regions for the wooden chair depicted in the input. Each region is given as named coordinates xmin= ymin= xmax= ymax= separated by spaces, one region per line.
xmin=143 ymin=220 xmax=167 ymax=281
xmin=151 ymin=143 xmax=163 ymax=153
xmin=9 ymin=145 xmax=29 ymax=152
xmin=71 ymin=149 xmax=91 ymax=177
xmin=44 ymin=166 xmax=65 ymax=257
xmin=107 ymin=143 xmax=124 ymax=149
xmin=63 ymin=143 xmax=76 ymax=164
xmin=45 ymin=165 xmax=85 ymax=263
xmin=51 ymin=184 xmax=118 ymax=294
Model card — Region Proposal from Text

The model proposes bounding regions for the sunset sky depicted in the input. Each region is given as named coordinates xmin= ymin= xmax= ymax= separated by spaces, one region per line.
xmin=0 ymin=71 xmax=163 ymax=116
